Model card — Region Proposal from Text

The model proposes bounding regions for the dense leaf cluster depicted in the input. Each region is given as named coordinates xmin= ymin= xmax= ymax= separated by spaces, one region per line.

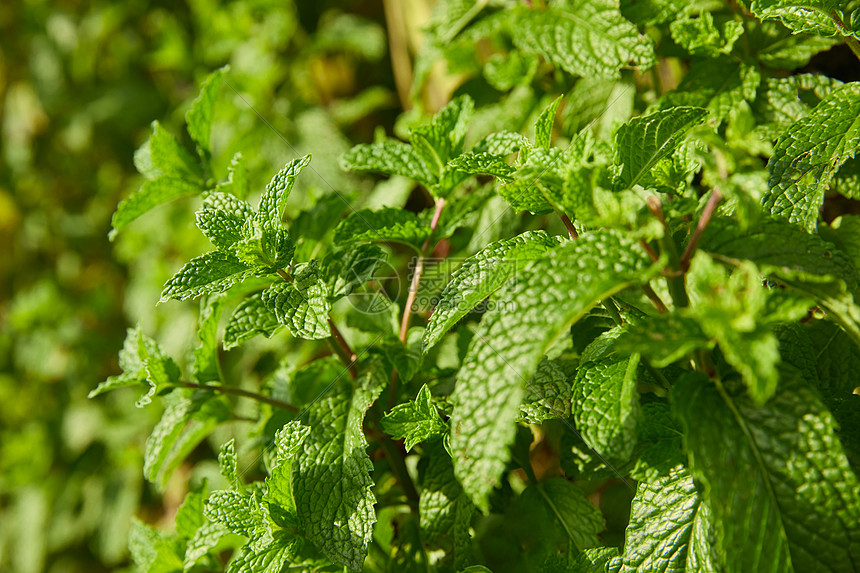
xmin=92 ymin=0 xmax=860 ymax=571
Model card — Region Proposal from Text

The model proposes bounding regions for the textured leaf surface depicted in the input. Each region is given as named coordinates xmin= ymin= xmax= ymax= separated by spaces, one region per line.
xmin=674 ymin=373 xmax=860 ymax=572
xmin=535 ymin=95 xmax=562 ymax=149
xmin=128 ymin=518 xmax=183 ymax=573
xmin=614 ymin=106 xmax=708 ymax=189
xmin=763 ymin=83 xmax=860 ymax=231
xmin=111 ymin=177 xmax=202 ymax=238
xmin=256 ymin=155 xmax=312 ymax=230
xmin=450 ymin=231 xmax=660 ymax=510
xmin=223 ymin=292 xmax=281 ymax=350
xmin=572 ymin=354 xmax=641 ymax=463
xmin=160 ymin=251 xmax=251 ymax=303
xmin=340 ymin=139 xmax=435 ymax=187
xmin=621 ymin=466 xmax=717 ymax=572
xmin=185 ymin=66 xmax=226 ymax=153
xmin=616 ymin=313 xmax=711 ymax=367
xmin=511 ymin=0 xmax=654 ymax=79
xmin=423 ymin=230 xmax=561 ymax=351
xmin=204 ymin=490 xmax=268 ymax=538
xmin=419 ymin=445 xmax=474 ymax=563
xmin=381 ymin=384 xmax=447 ymax=451
xmin=522 ymin=478 xmax=605 ymax=551
xmin=195 ymin=206 xmax=246 ymax=252
xmin=144 ymin=390 xmax=229 ymax=489
xmin=262 ymin=264 xmax=331 ymax=340
xmin=750 ymin=0 xmax=858 ymax=38
xmin=701 ymin=217 xmax=860 ymax=345
xmin=518 ymin=357 xmax=571 ymax=423
xmin=333 ymin=207 xmax=431 ymax=249
xmin=293 ymin=371 xmax=383 ymax=570
xmin=324 ymin=243 xmax=387 ymax=300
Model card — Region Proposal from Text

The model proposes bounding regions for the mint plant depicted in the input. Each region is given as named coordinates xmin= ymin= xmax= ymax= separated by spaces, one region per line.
xmin=95 ymin=0 xmax=860 ymax=571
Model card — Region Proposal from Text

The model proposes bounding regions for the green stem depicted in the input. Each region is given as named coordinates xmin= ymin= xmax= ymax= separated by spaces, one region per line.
xmin=648 ymin=196 xmax=690 ymax=309
xmin=603 ymin=297 xmax=624 ymax=326
xmin=328 ymin=319 xmax=358 ymax=379
xmin=181 ymin=381 xmax=298 ymax=412
xmin=831 ymin=10 xmax=860 ymax=62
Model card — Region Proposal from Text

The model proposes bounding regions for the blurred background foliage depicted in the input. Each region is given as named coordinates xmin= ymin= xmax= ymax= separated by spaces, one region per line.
xmin=0 ymin=1 xmax=413 ymax=570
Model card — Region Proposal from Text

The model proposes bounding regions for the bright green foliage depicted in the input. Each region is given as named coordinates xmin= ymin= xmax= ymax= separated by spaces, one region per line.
xmin=423 ymin=230 xmax=561 ymax=351
xmin=450 ymin=231 xmax=661 ymax=511
xmin=223 ymin=293 xmax=281 ymax=350
xmin=763 ymin=82 xmax=860 ymax=231
xmin=334 ymin=207 xmax=431 ymax=250
xmin=571 ymin=353 xmax=641 ymax=463
xmin=381 ymin=384 xmax=447 ymax=451
xmin=674 ymin=373 xmax=860 ymax=572
xmin=620 ymin=466 xmax=717 ymax=572
xmin=262 ymin=263 xmax=331 ymax=340
xmin=518 ymin=357 xmax=572 ymax=423
xmin=291 ymin=369 xmax=383 ymax=570
xmin=88 ymin=326 xmax=180 ymax=407
xmin=750 ymin=0 xmax=860 ymax=39
xmin=511 ymin=0 xmax=655 ymax=79
xmin=79 ymin=4 xmax=860 ymax=573
xmin=613 ymin=106 xmax=708 ymax=190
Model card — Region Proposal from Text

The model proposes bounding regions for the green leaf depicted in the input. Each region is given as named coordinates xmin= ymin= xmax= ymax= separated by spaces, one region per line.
xmin=256 ymin=155 xmax=312 ymax=230
xmin=224 ymin=532 xmax=301 ymax=573
xmin=521 ymin=478 xmax=605 ymax=551
xmin=340 ymin=139 xmax=436 ymax=188
xmin=511 ymin=0 xmax=654 ymax=79
xmin=620 ymin=466 xmax=718 ymax=572
xmin=471 ymin=131 xmax=528 ymax=156
xmin=450 ymin=230 xmax=661 ymax=511
xmin=333 ymin=207 xmax=431 ymax=250
xmin=293 ymin=368 xmax=383 ymax=570
xmin=660 ymin=57 xmax=760 ymax=126
xmin=572 ymin=354 xmax=641 ymax=463
xmin=446 ymin=152 xmax=516 ymax=181
xmin=191 ymin=294 xmax=225 ymax=385
xmin=673 ymin=372 xmax=860 ymax=572
xmin=159 ymin=251 xmax=252 ymax=303
xmin=223 ymin=292 xmax=281 ymax=350
xmin=613 ymin=106 xmax=708 ymax=190
xmin=144 ymin=390 xmax=230 ymax=489
xmin=219 ymin=439 xmax=240 ymax=490
xmin=616 ymin=313 xmax=711 ymax=367
xmin=195 ymin=205 xmax=248 ymax=252
xmin=419 ymin=445 xmax=474 ymax=565
xmin=216 ymin=152 xmax=250 ymax=199
xmin=129 ymin=517 xmax=183 ymax=573
xmin=88 ymin=326 xmax=180 ymax=407
xmin=701 ymin=217 xmax=860 ymax=346
xmin=111 ymin=177 xmax=202 ymax=239
xmin=185 ymin=66 xmax=227 ymax=154
xmin=204 ymin=490 xmax=268 ymax=539
xmin=535 ymin=95 xmax=563 ymax=149
xmin=750 ymin=0 xmax=859 ymax=38
xmin=518 ymin=357 xmax=571 ymax=423
xmin=262 ymin=263 xmax=331 ymax=340
xmin=184 ymin=521 xmax=229 ymax=570
xmin=411 ymin=95 xmax=474 ymax=170
xmin=763 ymin=82 xmax=860 ymax=231
xmin=324 ymin=243 xmax=387 ymax=300
xmin=423 ymin=230 xmax=562 ymax=351
xmin=685 ymin=254 xmax=787 ymax=404
xmin=381 ymin=384 xmax=447 ymax=451
xmin=670 ymin=12 xmax=744 ymax=57
xmin=265 ymin=421 xmax=311 ymax=528
xmin=136 ymin=121 xmax=203 ymax=182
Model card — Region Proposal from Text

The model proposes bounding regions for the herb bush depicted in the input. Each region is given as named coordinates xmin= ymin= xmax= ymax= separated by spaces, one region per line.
xmin=93 ymin=0 xmax=860 ymax=571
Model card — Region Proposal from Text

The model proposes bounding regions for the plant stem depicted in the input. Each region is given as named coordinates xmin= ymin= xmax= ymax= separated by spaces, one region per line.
xmin=560 ymin=213 xmax=578 ymax=239
xmin=641 ymin=282 xmax=668 ymax=314
xmin=276 ymin=268 xmax=291 ymax=282
xmin=392 ymin=198 xmax=446 ymax=408
xmin=603 ymin=297 xmax=623 ymax=326
xmin=831 ymin=10 xmax=860 ymax=62
xmin=181 ymin=381 xmax=298 ymax=412
xmin=648 ymin=196 xmax=690 ymax=309
xmin=328 ymin=319 xmax=358 ymax=379
xmin=680 ymin=189 xmax=722 ymax=271
xmin=399 ymin=198 xmax=446 ymax=342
